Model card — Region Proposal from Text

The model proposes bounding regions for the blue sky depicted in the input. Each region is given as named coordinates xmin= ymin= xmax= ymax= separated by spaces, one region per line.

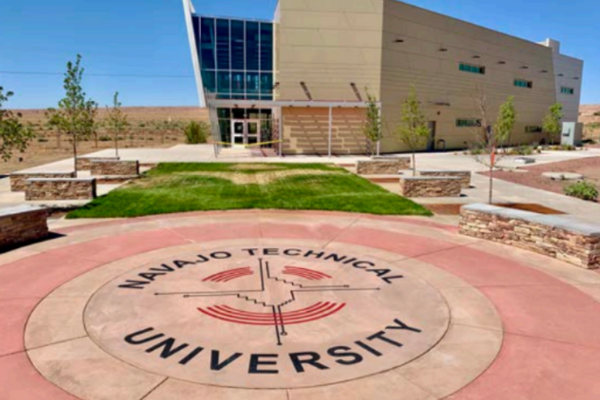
xmin=0 ymin=0 xmax=597 ymax=109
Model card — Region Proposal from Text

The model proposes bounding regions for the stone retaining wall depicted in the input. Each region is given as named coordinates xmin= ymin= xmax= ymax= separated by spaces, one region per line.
xmin=419 ymin=170 xmax=472 ymax=189
xmin=10 ymin=172 xmax=76 ymax=192
xmin=0 ymin=205 xmax=48 ymax=249
xmin=357 ymin=157 xmax=411 ymax=175
xmin=460 ymin=204 xmax=600 ymax=269
xmin=26 ymin=178 xmax=97 ymax=201
xmin=91 ymin=160 xmax=139 ymax=176
xmin=399 ymin=176 xmax=462 ymax=197
xmin=76 ymin=157 xmax=120 ymax=171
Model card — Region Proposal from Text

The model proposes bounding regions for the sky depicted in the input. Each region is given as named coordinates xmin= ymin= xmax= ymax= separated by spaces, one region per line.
xmin=0 ymin=0 xmax=598 ymax=109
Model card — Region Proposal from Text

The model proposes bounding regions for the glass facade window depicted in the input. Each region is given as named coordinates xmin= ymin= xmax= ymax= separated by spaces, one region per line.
xmin=459 ymin=63 xmax=486 ymax=75
xmin=525 ymin=126 xmax=543 ymax=133
xmin=194 ymin=16 xmax=274 ymax=101
xmin=561 ymin=87 xmax=575 ymax=95
xmin=514 ymin=79 xmax=533 ymax=88
xmin=456 ymin=119 xmax=482 ymax=128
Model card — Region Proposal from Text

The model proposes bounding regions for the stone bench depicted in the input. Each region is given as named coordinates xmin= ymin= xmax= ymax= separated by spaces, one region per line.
xmin=26 ymin=178 xmax=97 ymax=201
xmin=419 ymin=170 xmax=472 ymax=189
xmin=76 ymin=157 xmax=120 ymax=171
xmin=399 ymin=176 xmax=462 ymax=198
xmin=0 ymin=205 xmax=48 ymax=249
xmin=460 ymin=204 xmax=600 ymax=269
xmin=91 ymin=160 xmax=140 ymax=177
xmin=10 ymin=171 xmax=76 ymax=192
xmin=357 ymin=157 xmax=411 ymax=175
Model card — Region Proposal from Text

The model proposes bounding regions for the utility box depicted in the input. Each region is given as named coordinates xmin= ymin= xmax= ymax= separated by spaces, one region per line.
xmin=561 ymin=122 xmax=583 ymax=147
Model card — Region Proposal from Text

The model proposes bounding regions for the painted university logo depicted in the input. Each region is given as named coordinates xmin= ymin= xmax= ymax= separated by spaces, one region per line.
xmin=84 ymin=246 xmax=450 ymax=388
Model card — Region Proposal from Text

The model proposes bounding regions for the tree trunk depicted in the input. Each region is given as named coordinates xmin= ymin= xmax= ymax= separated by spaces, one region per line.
xmin=488 ymin=160 xmax=494 ymax=204
xmin=94 ymin=131 xmax=98 ymax=148
xmin=412 ymin=152 xmax=416 ymax=176
xmin=73 ymin=134 xmax=78 ymax=174
xmin=115 ymin=131 xmax=120 ymax=158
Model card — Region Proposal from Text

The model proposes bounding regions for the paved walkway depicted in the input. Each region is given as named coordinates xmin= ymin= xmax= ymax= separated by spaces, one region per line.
xmin=2 ymin=210 xmax=600 ymax=399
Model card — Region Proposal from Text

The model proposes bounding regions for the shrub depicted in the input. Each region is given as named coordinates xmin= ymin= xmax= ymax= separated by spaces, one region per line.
xmin=99 ymin=136 xmax=112 ymax=142
xmin=38 ymin=137 xmax=49 ymax=143
xmin=559 ymin=144 xmax=576 ymax=151
xmin=593 ymin=112 xmax=600 ymax=117
xmin=184 ymin=121 xmax=209 ymax=144
xmin=564 ymin=181 xmax=598 ymax=202
xmin=509 ymin=145 xmax=534 ymax=156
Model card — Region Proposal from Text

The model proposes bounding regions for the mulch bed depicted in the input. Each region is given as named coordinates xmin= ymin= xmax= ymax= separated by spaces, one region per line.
xmin=480 ymin=156 xmax=600 ymax=202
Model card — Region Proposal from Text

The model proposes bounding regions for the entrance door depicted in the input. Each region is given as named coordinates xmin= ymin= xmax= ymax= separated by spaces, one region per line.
xmin=427 ymin=121 xmax=437 ymax=151
xmin=247 ymin=120 xmax=260 ymax=146
xmin=231 ymin=120 xmax=245 ymax=147
xmin=231 ymin=120 xmax=261 ymax=147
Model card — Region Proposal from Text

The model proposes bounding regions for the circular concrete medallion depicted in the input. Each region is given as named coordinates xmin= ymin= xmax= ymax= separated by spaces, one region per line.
xmin=85 ymin=245 xmax=450 ymax=389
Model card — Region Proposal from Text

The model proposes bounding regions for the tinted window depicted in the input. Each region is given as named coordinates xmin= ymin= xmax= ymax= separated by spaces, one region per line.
xmin=246 ymin=22 xmax=260 ymax=71
xmin=260 ymin=23 xmax=273 ymax=71
xmin=200 ymin=18 xmax=216 ymax=69
xmin=216 ymin=19 xmax=230 ymax=70
xmin=231 ymin=21 xmax=245 ymax=70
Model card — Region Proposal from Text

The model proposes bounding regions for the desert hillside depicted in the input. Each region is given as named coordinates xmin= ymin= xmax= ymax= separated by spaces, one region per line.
xmin=1 ymin=107 xmax=210 ymax=175
xmin=580 ymin=105 xmax=600 ymax=140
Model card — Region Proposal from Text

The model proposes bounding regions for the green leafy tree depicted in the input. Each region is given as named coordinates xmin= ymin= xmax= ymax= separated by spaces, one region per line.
xmin=362 ymin=90 xmax=381 ymax=156
xmin=494 ymin=96 xmax=517 ymax=150
xmin=105 ymin=92 xmax=129 ymax=157
xmin=46 ymin=55 xmax=97 ymax=172
xmin=395 ymin=86 xmax=430 ymax=176
xmin=543 ymin=102 xmax=563 ymax=145
xmin=0 ymin=87 xmax=36 ymax=161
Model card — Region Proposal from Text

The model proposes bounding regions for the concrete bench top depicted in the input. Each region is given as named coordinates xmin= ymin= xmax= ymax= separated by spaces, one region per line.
xmin=11 ymin=171 xmax=75 ymax=176
xmin=419 ymin=170 xmax=471 ymax=174
xmin=371 ymin=156 xmax=410 ymax=160
xmin=91 ymin=159 xmax=137 ymax=163
xmin=0 ymin=205 xmax=47 ymax=217
xmin=26 ymin=177 xmax=97 ymax=183
xmin=79 ymin=156 xmax=120 ymax=160
xmin=402 ymin=176 xmax=462 ymax=181
xmin=462 ymin=204 xmax=600 ymax=236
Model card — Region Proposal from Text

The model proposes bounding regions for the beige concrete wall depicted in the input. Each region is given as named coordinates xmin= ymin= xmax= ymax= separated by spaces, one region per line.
xmin=379 ymin=0 xmax=557 ymax=152
xmin=276 ymin=0 xmax=569 ymax=154
xmin=282 ymin=107 xmax=367 ymax=155
xmin=275 ymin=0 xmax=384 ymax=102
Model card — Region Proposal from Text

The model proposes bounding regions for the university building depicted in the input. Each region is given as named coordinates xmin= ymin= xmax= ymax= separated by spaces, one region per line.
xmin=183 ymin=0 xmax=583 ymax=155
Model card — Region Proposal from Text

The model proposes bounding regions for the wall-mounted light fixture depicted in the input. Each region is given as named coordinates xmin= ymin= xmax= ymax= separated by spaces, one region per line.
xmin=520 ymin=66 xmax=529 ymax=69
xmin=472 ymin=55 xmax=481 ymax=59
xmin=498 ymin=61 xmax=506 ymax=65
xmin=439 ymin=47 xmax=448 ymax=52
xmin=574 ymin=77 xmax=580 ymax=80
xmin=394 ymin=38 xmax=404 ymax=43
xmin=540 ymin=70 xmax=548 ymax=73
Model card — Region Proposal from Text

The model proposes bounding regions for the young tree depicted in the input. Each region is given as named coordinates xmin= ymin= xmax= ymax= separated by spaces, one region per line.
xmin=362 ymin=90 xmax=381 ymax=156
xmin=494 ymin=96 xmax=517 ymax=151
xmin=471 ymin=91 xmax=518 ymax=204
xmin=105 ymin=92 xmax=129 ymax=157
xmin=395 ymin=86 xmax=430 ymax=176
xmin=0 ymin=87 xmax=36 ymax=161
xmin=543 ymin=102 xmax=563 ymax=145
xmin=46 ymin=55 xmax=97 ymax=172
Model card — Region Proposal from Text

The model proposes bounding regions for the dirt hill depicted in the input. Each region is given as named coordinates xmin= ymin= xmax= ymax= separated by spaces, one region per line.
xmin=1 ymin=107 xmax=210 ymax=175
xmin=580 ymin=105 xmax=600 ymax=140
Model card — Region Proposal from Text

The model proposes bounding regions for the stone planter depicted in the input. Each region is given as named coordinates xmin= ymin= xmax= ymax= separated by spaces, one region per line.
xmin=26 ymin=178 xmax=97 ymax=201
xmin=399 ymin=176 xmax=462 ymax=198
xmin=357 ymin=157 xmax=411 ymax=175
xmin=419 ymin=170 xmax=472 ymax=189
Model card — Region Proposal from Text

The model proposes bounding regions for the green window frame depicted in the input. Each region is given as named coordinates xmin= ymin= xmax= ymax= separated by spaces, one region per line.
xmin=525 ymin=126 xmax=543 ymax=133
xmin=561 ymin=87 xmax=575 ymax=95
xmin=456 ymin=119 xmax=482 ymax=128
xmin=459 ymin=63 xmax=485 ymax=75
xmin=514 ymin=79 xmax=533 ymax=89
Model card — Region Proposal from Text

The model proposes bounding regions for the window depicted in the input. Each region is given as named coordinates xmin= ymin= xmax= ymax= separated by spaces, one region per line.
xmin=561 ymin=87 xmax=575 ymax=95
xmin=514 ymin=79 xmax=533 ymax=89
xmin=196 ymin=16 xmax=274 ymax=100
xmin=456 ymin=119 xmax=482 ymax=128
xmin=459 ymin=63 xmax=485 ymax=75
xmin=525 ymin=126 xmax=543 ymax=133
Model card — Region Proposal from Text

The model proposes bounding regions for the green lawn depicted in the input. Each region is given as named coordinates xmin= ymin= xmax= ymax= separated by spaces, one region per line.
xmin=67 ymin=163 xmax=432 ymax=218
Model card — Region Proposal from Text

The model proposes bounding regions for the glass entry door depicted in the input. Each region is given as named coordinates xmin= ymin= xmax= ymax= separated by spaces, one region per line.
xmin=231 ymin=120 xmax=245 ymax=147
xmin=231 ymin=120 xmax=260 ymax=147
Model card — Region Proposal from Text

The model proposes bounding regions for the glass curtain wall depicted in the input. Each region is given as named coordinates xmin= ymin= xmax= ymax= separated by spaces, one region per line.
xmin=194 ymin=16 xmax=274 ymax=101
